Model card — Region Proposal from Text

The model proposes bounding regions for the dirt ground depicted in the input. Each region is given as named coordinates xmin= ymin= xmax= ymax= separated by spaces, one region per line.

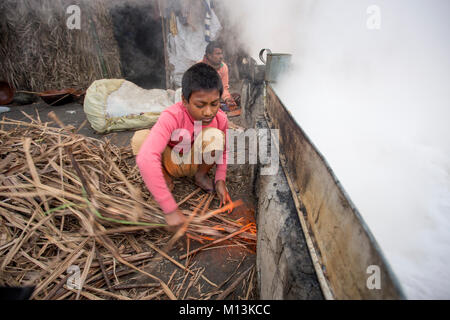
xmin=1 ymin=84 xmax=258 ymax=300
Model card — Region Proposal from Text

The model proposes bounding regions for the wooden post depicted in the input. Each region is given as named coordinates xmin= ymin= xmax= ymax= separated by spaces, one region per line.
xmin=158 ymin=0 xmax=171 ymax=90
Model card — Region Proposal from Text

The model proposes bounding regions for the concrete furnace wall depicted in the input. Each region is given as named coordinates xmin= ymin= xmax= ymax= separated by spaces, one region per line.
xmin=240 ymin=79 xmax=323 ymax=299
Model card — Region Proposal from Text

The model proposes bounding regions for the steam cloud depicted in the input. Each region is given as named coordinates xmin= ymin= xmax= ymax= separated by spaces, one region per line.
xmin=222 ymin=0 xmax=450 ymax=299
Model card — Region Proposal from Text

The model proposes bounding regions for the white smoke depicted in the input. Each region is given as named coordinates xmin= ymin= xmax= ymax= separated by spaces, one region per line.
xmin=222 ymin=0 xmax=450 ymax=299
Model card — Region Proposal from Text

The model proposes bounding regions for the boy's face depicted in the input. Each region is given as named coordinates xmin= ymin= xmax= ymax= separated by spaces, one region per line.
xmin=183 ymin=89 xmax=221 ymax=126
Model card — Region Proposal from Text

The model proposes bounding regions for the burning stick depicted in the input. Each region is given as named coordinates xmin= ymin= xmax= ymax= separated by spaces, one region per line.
xmin=179 ymin=223 xmax=254 ymax=260
xmin=195 ymin=199 xmax=244 ymax=224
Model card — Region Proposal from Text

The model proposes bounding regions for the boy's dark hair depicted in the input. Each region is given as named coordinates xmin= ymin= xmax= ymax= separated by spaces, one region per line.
xmin=205 ymin=41 xmax=223 ymax=55
xmin=182 ymin=63 xmax=223 ymax=102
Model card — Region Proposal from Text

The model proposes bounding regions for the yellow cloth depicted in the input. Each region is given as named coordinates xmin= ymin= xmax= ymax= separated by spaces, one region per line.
xmin=169 ymin=12 xmax=178 ymax=35
xmin=83 ymin=79 xmax=163 ymax=133
xmin=84 ymin=79 xmax=124 ymax=133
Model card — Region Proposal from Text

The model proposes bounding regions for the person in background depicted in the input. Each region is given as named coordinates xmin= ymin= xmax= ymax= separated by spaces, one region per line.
xmin=133 ymin=63 xmax=232 ymax=227
xmin=200 ymin=41 xmax=237 ymax=111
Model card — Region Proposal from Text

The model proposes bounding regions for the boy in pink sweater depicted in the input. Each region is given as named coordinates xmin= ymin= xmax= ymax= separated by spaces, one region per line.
xmin=134 ymin=63 xmax=231 ymax=227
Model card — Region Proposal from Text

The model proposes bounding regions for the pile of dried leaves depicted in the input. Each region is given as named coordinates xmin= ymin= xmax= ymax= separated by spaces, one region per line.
xmin=0 ymin=113 xmax=256 ymax=300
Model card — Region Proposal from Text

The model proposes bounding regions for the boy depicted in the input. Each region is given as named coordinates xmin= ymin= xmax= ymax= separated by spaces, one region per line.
xmin=134 ymin=63 xmax=231 ymax=227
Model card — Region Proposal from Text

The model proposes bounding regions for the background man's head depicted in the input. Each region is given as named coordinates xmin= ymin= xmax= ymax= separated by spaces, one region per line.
xmin=205 ymin=41 xmax=224 ymax=68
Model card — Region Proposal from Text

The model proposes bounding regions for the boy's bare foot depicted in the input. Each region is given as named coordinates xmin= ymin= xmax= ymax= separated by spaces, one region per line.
xmin=194 ymin=171 xmax=214 ymax=193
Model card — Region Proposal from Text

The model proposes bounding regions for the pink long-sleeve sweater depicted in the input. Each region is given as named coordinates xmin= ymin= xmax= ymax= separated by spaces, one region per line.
xmin=136 ymin=102 xmax=228 ymax=214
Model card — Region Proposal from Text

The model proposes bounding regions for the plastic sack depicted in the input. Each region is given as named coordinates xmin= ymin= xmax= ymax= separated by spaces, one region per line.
xmin=84 ymin=79 xmax=181 ymax=133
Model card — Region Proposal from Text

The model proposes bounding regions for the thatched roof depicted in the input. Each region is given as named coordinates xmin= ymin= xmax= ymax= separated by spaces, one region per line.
xmin=0 ymin=0 xmax=122 ymax=92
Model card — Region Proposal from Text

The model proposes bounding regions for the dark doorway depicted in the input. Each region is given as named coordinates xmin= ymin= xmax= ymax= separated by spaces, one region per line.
xmin=110 ymin=2 xmax=166 ymax=89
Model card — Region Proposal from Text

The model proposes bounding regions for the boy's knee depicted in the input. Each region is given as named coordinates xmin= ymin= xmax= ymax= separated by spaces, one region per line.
xmin=131 ymin=129 xmax=151 ymax=156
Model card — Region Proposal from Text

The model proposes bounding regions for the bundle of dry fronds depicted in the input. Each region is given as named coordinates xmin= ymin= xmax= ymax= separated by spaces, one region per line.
xmin=0 ymin=0 xmax=122 ymax=92
xmin=0 ymin=113 xmax=256 ymax=300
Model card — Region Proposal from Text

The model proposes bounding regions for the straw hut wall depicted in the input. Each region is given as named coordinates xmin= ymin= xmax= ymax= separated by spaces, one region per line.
xmin=0 ymin=0 xmax=122 ymax=92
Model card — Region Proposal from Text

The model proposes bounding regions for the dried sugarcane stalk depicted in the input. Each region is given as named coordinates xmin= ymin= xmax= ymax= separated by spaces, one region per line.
xmin=216 ymin=265 xmax=254 ymax=300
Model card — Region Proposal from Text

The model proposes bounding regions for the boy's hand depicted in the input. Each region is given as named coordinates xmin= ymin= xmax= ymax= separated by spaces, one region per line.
xmin=165 ymin=209 xmax=186 ymax=229
xmin=215 ymin=180 xmax=232 ymax=212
